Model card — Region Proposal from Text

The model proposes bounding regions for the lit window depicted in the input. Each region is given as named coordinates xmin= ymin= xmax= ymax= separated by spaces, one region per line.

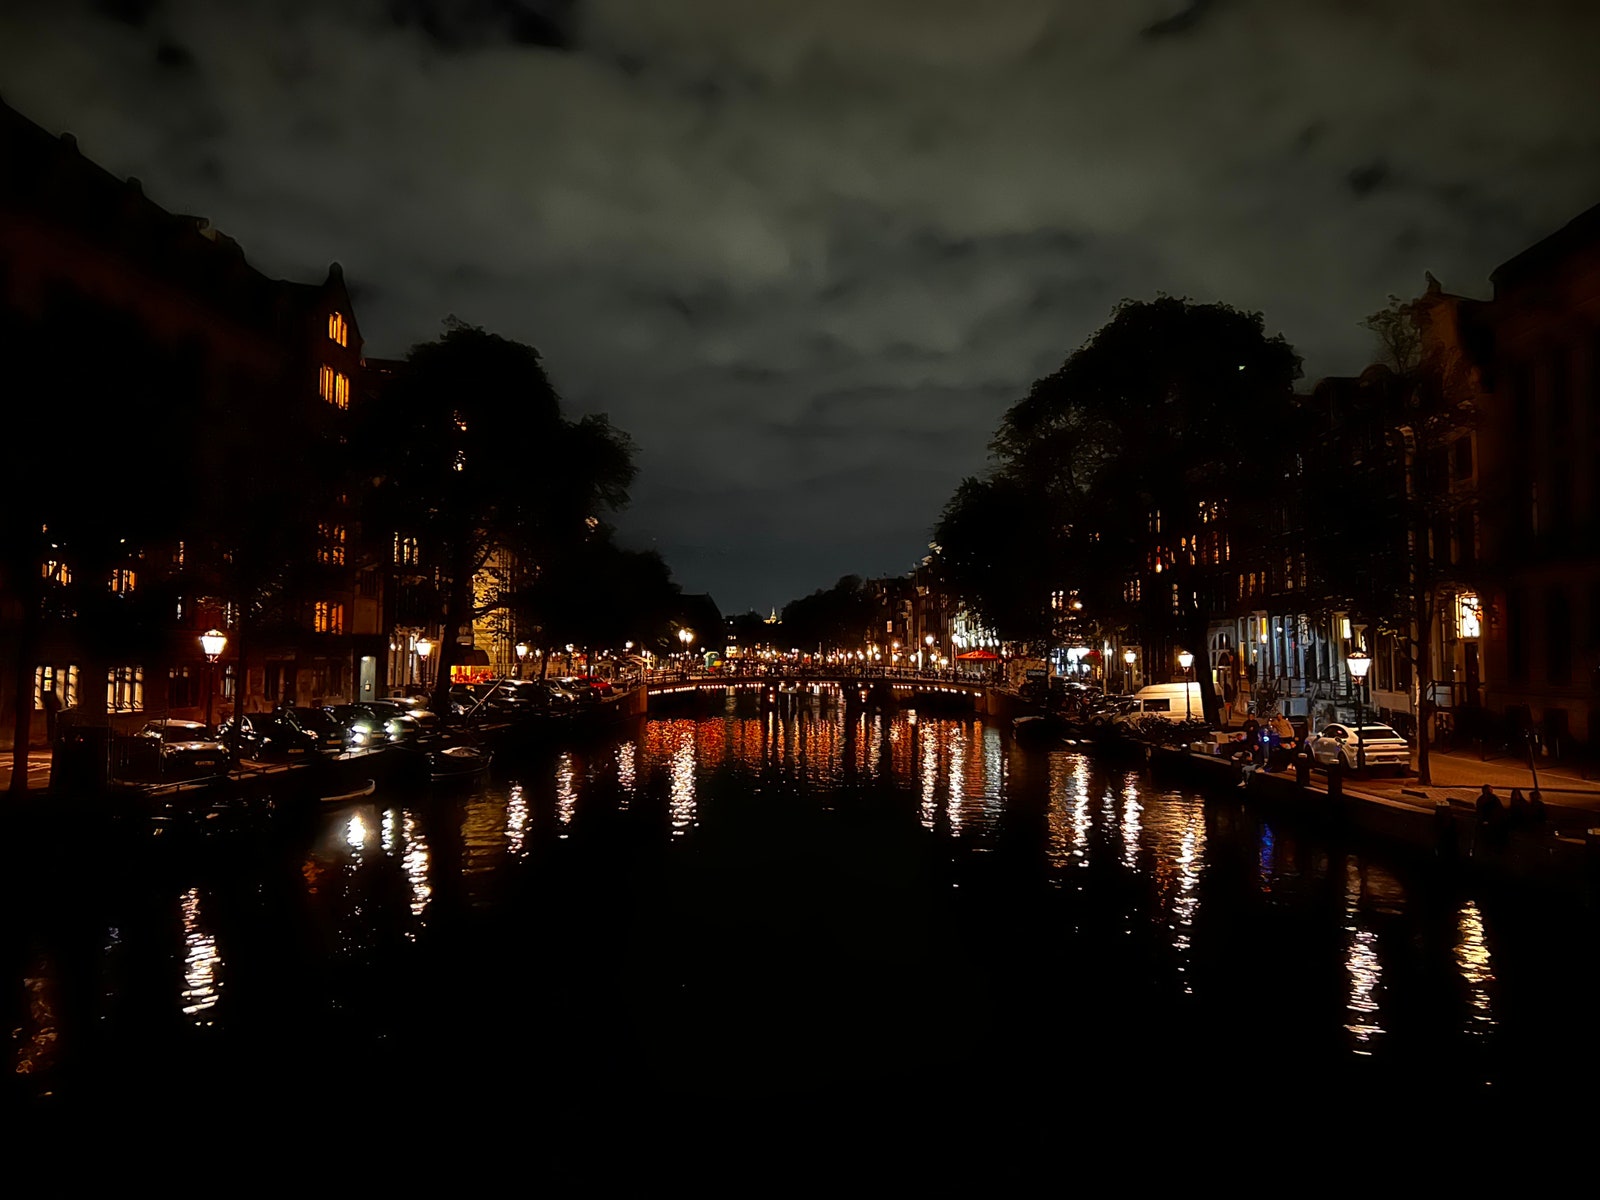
xmin=317 ymin=523 xmax=347 ymax=566
xmin=42 ymin=560 xmax=71 ymax=585
xmin=109 ymin=568 xmax=137 ymax=594
xmin=107 ymin=665 xmax=144 ymax=712
xmin=328 ymin=311 xmax=348 ymax=347
xmin=33 ymin=664 xmax=78 ymax=710
xmin=314 ymin=601 xmax=345 ymax=635
xmin=319 ymin=364 xmax=350 ymax=409
xmin=173 ymin=540 xmax=185 ymax=567
xmin=393 ymin=534 xmax=419 ymax=566
xmin=1458 ymin=595 xmax=1482 ymax=639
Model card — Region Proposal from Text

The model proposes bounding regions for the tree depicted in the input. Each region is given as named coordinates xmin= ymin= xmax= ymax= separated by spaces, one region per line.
xmin=931 ymin=476 xmax=1062 ymax=643
xmin=355 ymin=321 xmax=638 ymax=712
xmin=520 ymin=533 xmax=680 ymax=672
xmin=781 ymin=576 xmax=870 ymax=654
xmin=984 ymin=297 xmax=1303 ymax=724
xmin=1307 ymin=288 xmax=1481 ymax=783
xmin=1360 ymin=293 xmax=1422 ymax=376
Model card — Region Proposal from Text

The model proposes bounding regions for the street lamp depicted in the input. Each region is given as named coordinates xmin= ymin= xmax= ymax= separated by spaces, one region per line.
xmin=515 ymin=641 xmax=529 ymax=679
xmin=1123 ymin=647 xmax=1136 ymax=693
xmin=199 ymin=629 xmax=227 ymax=729
xmin=1178 ymin=649 xmax=1195 ymax=722
xmin=679 ymin=627 xmax=695 ymax=674
xmin=416 ymin=637 xmax=433 ymax=691
xmin=1346 ymin=649 xmax=1372 ymax=772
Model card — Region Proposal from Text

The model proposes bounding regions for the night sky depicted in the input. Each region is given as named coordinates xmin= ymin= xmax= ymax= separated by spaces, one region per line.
xmin=5 ymin=1 xmax=1598 ymax=612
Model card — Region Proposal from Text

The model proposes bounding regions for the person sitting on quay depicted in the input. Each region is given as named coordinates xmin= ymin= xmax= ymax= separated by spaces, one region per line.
xmin=1508 ymin=787 xmax=1530 ymax=828
xmin=1476 ymin=784 xmax=1508 ymax=849
xmin=1528 ymin=788 xmax=1548 ymax=827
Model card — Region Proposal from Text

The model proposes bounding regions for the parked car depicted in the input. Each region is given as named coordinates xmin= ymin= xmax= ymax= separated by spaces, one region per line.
xmin=367 ymin=699 xmax=439 ymax=734
xmin=446 ymin=684 xmax=482 ymax=716
xmin=568 ymin=675 xmax=615 ymax=697
xmin=327 ymin=704 xmax=395 ymax=749
xmin=484 ymin=680 xmax=560 ymax=713
xmin=136 ymin=719 xmax=232 ymax=779
xmin=283 ymin=707 xmax=353 ymax=754
xmin=215 ymin=712 xmax=321 ymax=761
xmin=1309 ymin=723 xmax=1410 ymax=773
xmin=535 ymin=681 xmax=579 ymax=708
xmin=556 ymin=677 xmax=603 ymax=704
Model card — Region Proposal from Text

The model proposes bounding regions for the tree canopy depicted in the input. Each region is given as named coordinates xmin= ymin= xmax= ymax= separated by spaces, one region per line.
xmin=354 ymin=321 xmax=641 ymax=708
xmin=936 ymin=298 xmax=1303 ymax=715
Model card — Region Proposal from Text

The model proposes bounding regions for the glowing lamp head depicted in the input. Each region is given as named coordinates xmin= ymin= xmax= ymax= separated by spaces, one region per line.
xmin=1346 ymin=651 xmax=1372 ymax=682
xmin=1178 ymin=650 xmax=1195 ymax=671
xmin=1124 ymin=649 xmax=1136 ymax=666
xmin=515 ymin=642 xmax=529 ymax=660
xmin=199 ymin=629 xmax=227 ymax=660
xmin=415 ymin=638 xmax=433 ymax=659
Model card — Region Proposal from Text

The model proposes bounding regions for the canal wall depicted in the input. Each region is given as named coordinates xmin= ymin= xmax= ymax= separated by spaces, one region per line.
xmin=1152 ymin=747 xmax=1598 ymax=899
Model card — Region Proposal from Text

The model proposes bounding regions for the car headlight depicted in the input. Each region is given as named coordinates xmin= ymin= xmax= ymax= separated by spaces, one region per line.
xmin=351 ymin=730 xmax=367 ymax=744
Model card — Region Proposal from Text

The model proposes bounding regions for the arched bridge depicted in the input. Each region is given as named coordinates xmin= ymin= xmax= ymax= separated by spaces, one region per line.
xmin=643 ymin=673 xmax=991 ymax=709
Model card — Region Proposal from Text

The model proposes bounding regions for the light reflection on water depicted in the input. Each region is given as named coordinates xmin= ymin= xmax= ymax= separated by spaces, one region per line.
xmin=1457 ymin=900 xmax=1496 ymax=1034
xmin=178 ymin=887 xmax=221 ymax=1024
xmin=555 ymin=753 xmax=576 ymax=834
xmin=402 ymin=811 xmax=431 ymax=925
xmin=11 ymin=693 xmax=1593 ymax=1109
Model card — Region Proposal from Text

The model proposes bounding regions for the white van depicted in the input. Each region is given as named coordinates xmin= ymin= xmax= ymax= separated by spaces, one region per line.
xmin=1122 ymin=683 xmax=1205 ymax=723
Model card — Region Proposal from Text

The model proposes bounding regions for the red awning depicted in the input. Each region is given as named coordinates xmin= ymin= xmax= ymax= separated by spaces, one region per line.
xmin=956 ymin=649 xmax=999 ymax=661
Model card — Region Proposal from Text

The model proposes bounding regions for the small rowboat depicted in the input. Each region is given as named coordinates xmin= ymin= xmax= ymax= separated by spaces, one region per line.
xmin=429 ymin=743 xmax=492 ymax=782
xmin=320 ymin=778 xmax=377 ymax=806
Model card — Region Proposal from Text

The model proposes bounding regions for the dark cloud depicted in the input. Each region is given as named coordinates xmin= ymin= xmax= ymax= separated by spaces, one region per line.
xmin=4 ymin=0 xmax=1600 ymax=610
xmin=1141 ymin=0 xmax=1218 ymax=40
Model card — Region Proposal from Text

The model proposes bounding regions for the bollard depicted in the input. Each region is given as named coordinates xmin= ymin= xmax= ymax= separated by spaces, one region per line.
xmin=1434 ymin=800 xmax=1458 ymax=859
xmin=1326 ymin=760 xmax=1343 ymax=802
xmin=1295 ymin=752 xmax=1310 ymax=788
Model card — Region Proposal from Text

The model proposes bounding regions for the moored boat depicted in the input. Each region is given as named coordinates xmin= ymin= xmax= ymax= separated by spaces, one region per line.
xmin=320 ymin=778 xmax=377 ymax=806
xmin=429 ymin=743 xmax=492 ymax=782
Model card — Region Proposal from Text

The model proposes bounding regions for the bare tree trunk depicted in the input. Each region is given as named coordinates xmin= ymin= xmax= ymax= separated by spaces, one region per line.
xmin=1414 ymin=588 xmax=1434 ymax=785
xmin=431 ymin=549 xmax=473 ymax=716
xmin=7 ymin=604 xmax=38 ymax=798
xmin=1184 ymin=613 xmax=1220 ymax=728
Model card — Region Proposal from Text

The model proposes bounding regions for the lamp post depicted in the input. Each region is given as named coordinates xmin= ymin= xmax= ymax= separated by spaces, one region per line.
xmin=1178 ymin=649 xmax=1195 ymax=722
xmin=200 ymin=629 xmax=227 ymax=729
xmin=1346 ymin=650 xmax=1371 ymax=772
xmin=515 ymin=641 xmax=529 ymax=680
xmin=678 ymin=627 xmax=695 ymax=675
xmin=416 ymin=636 xmax=433 ymax=692
xmin=1123 ymin=647 xmax=1137 ymax=693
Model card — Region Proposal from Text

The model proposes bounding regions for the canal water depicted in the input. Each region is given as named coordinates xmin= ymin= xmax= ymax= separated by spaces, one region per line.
xmin=8 ymin=695 xmax=1600 ymax=1116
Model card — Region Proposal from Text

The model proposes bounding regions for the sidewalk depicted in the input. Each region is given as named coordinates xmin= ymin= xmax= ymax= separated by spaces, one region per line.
xmin=0 ymin=750 xmax=53 ymax=794
xmin=1352 ymin=747 xmax=1600 ymax=825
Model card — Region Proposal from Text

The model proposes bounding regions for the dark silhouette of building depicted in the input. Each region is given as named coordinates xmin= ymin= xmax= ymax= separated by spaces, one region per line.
xmin=0 ymin=99 xmax=382 ymax=751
